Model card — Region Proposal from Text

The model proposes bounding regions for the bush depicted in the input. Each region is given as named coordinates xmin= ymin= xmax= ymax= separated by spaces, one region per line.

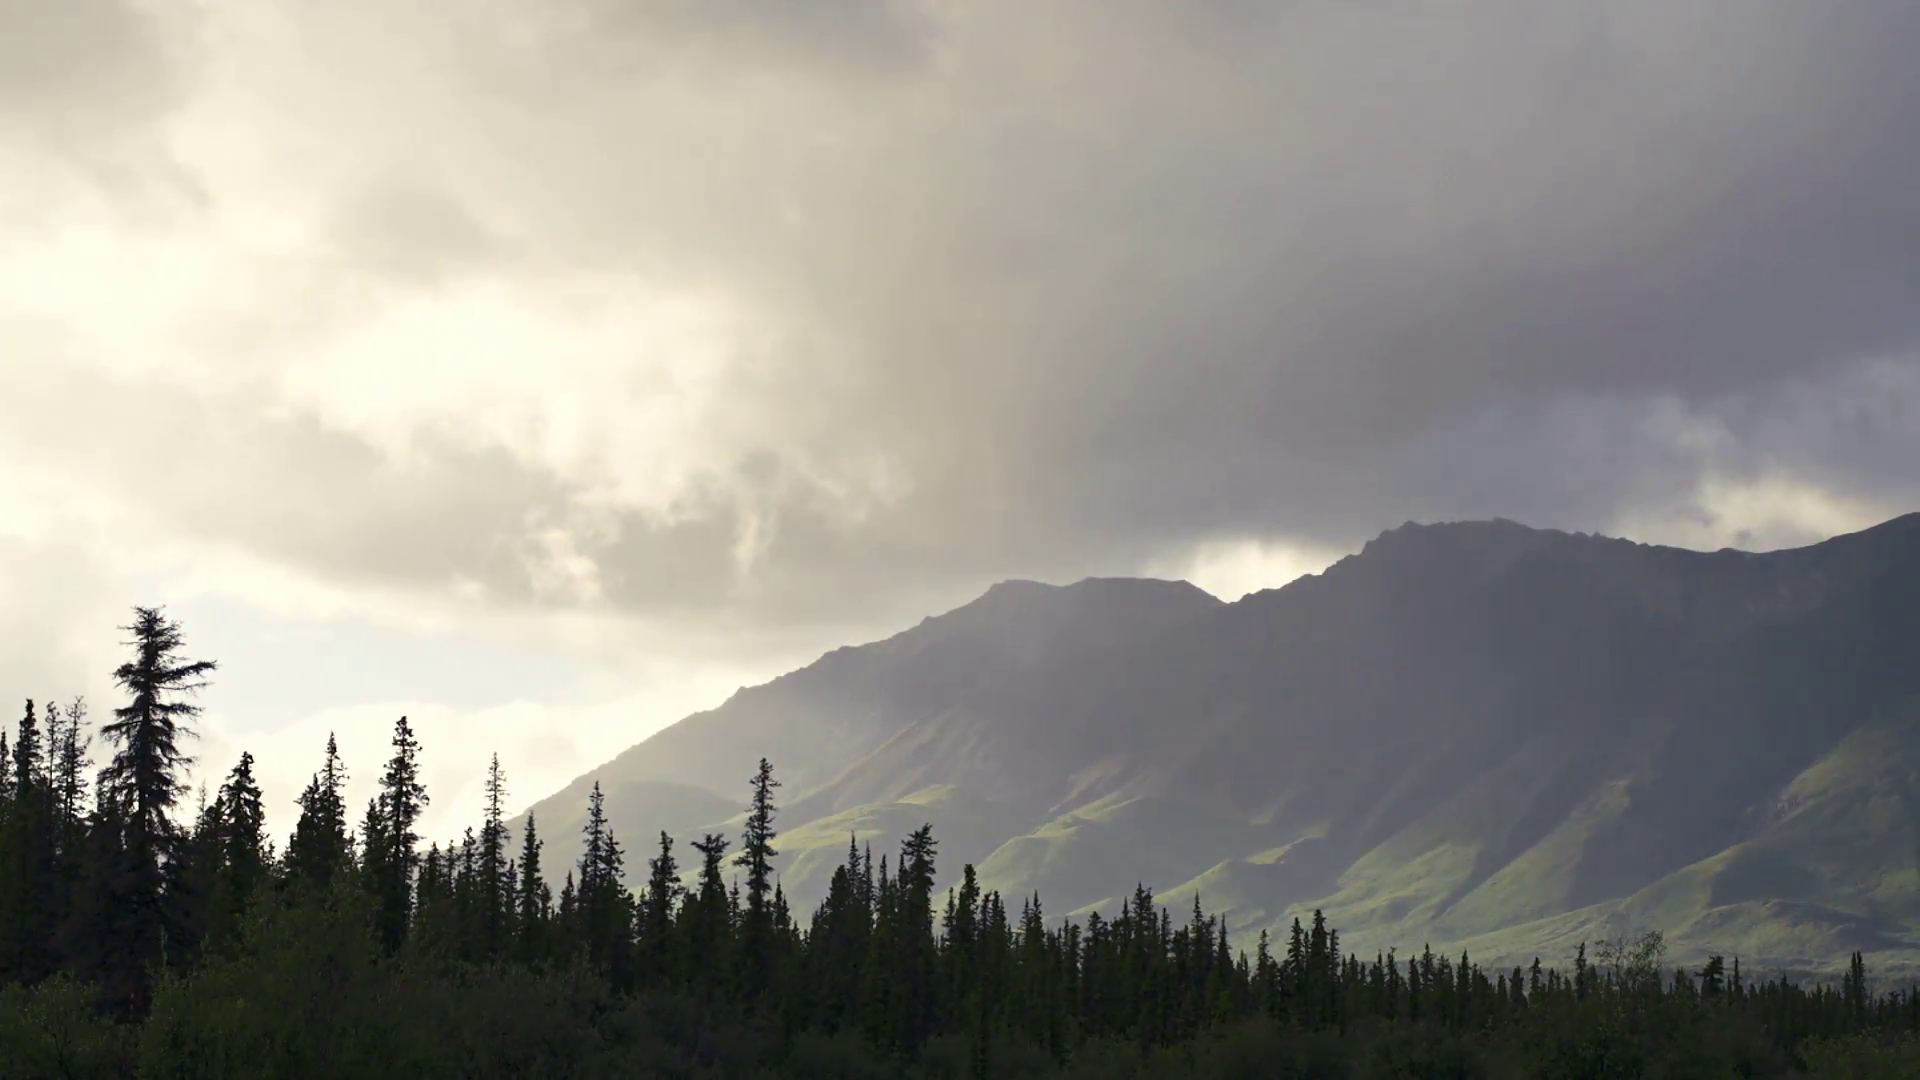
xmin=1801 ymin=1034 xmax=1920 ymax=1080
xmin=0 ymin=974 xmax=134 ymax=1080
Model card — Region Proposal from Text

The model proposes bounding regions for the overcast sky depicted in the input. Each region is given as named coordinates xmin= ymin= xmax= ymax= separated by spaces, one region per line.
xmin=3 ymin=0 xmax=1918 ymax=839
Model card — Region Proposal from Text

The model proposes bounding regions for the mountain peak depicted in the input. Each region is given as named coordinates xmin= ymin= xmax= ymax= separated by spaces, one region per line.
xmin=979 ymin=575 xmax=1220 ymax=599
xmin=1337 ymin=515 xmax=1583 ymax=582
xmin=1367 ymin=516 xmax=1568 ymax=547
xmin=981 ymin=577 xmax=1055 ymax=595
xmin=960 ymin=575 xmax=1221 ymax=623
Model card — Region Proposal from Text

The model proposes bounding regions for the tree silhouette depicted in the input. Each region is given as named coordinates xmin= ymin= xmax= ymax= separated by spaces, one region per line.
xmin=478 ymin=754 xmax=510 ymax=959
xmin=287 ymin=733 xmax=351 ymax=891
xmin=735 ymin=757 xmax=781 ymax=999
xmin=98 ymin=607 xmax=215 ymax=1010
xmin=365 ymin=716 xmax=427 ymax=953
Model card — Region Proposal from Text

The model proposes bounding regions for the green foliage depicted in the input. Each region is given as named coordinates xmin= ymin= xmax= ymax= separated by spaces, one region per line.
xmin=1802 ymin=1034 xmax=1920 ymax=1079
xmin=0 ymin=974 xmax=133 ymax=1079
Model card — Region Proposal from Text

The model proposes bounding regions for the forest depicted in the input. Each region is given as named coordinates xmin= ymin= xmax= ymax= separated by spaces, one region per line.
xmin=2 ymin=607 xmax=1918 ymax=1078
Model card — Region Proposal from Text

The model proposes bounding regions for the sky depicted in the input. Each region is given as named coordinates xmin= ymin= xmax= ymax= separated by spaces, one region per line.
xmin=3 ymin=0 xmax=1918 ymax=841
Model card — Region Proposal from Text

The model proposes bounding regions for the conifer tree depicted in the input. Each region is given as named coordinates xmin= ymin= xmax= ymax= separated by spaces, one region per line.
xmin=557 ymin=871 xmax=577 ymax=940
xmin=36 ymin=700 xmax=59 ymax=792
xmin=687 ymin=832 xmax=732 ymax=994
xmin=15 ymin=698 xmax=44 ymax=797
xmin=365 ymin=716 xmax=427 ymax=952
xmin=453 ymin=827 xmax=480 ymax=959
xmin=1844 ymin=950 xmax=1869 ymax=1026
xmin=51 ymin=696 xmax=91 ymax=853
xmin=287 ymin=733 xmax=351 ymax=891
xmin=2 ymin=700 xmax=58 ymax=984
xmin=863 ymin=853 xmax=900 ymax=1050
xmin=61 ymin=781 xmax=131 ymax=994
xmin=806 ymin=836 xmax=872 ymax=1032
xmin=1254 ymin=929 xmax=1280 ymax=1017
xmin=735 ymin=757 xmax=780 ymax=999
xmin=640 ymin=829 xmax=680 ymax=984
xmin=412 ymin=841 xmax=456 ymax=957
xmin=357 ymin=796 xmax=386 ymax=874
xmin=897 ymin=824 xmax=939 ymax=1053
xmin=516 ymin=814 xmax=549 ymax=965
xmin=99 ymin=607 xmax=215 ymax=1011
xmin=562 ymin=781 xmax=631 ymax=985
xmin=206 ymin=751 xmax=267 ymax=948
xmin=172 ymin=784 xmax=223 ymax=958
xmin=478 ymin=754 xmax=509 ymax=958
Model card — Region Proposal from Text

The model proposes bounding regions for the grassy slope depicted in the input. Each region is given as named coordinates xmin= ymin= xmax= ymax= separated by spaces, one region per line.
xmin=542 ymin=715 xmax=1920 ymax=980
xmin=532 ymin=710 xmax=1920 ymax=983
xmin=1276 ymin=717 xmax=1920 ymax=979
xmin=511 ymin=515 xmax=1920 ymax=980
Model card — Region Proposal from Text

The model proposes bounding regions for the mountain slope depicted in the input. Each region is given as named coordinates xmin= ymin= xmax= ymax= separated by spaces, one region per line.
xmin=511 ymin=576 xmax=1221 ymax=881
xmin=518 ymin=512 xmax=1920 ymax=975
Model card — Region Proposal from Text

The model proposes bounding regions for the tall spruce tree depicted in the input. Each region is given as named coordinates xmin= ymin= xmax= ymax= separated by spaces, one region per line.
xmin=516 ymin=813 xmax=549 ymax=965
xmin=475 ymin=754 xmax=510 ymax=958
xmin=640 ymin=829 xmax=680 ymax=984
xmin=575 ymin=782 xmax=631 ymax=985
xmin=687 ymin=832 xmax=732 ymax=994
xmin=287 ymin=733 xmax=351 ymax=891
xmin=366 ymin=716 xmax=428 ymax=952
xmin=98 ymin=607 xmax=215 ymax=1011
xmin=898 ymin=823 xmax=940 ymax=1054
xmin=2 ymin=700 xmax=58 ymax=984
xmin=735 ymin=757 xmax=781 ymax=999
xmin=51 ymin=696 xmax=91 ymax=853
xmin=208 ymin=751 xmax=267 ymax=948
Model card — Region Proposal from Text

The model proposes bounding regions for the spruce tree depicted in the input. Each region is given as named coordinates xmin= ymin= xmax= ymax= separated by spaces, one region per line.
xmin=687 ymin=832 xmax=732 ymax=994
xmin=287 ymin=733 xmax=351 ymax=891
xmin=98 ymin=607 xmax=215 ymax=1011
xmin=366 ymin=716 xmax=428 ymax=952
xmin=516 ymin=813 xmax=549 ymax=965
xmin=62 ymin=782 xmax=132 ymax=996
xmin=357 ymin=797 xmax=386 ymax=877
xmin=479 ymin=754 xmax=509 ymax=958
xmin=640 ymin=829 xmax=680 ymax=984
xmin=15 ymin=698 xmax=44 ymax=797
xmin=557 ymin=871 xmax=577 ymax=944
xmin=209 ymin=751 xmax=267 ymax=947
xmin=2 ymin=700 xmax=58 ymax=984
xmin=735 ymin=757 xmax=780 ymax=999
xmin=575 ymin=783 xmax=631 ymax=985
xmin=172 ymin=784 xmax=223 ymax=959
xmin=52 ymin=696 xmax=91 ymax=853
xmin=898 ymin=824 xmax=939 ymax=1053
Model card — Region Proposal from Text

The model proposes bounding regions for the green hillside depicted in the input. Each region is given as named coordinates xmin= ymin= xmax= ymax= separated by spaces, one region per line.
xmin=515 ymin=513 xmax=1920 ymax=979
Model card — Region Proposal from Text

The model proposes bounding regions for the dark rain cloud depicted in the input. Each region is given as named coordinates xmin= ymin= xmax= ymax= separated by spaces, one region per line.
xmin=5 ymin=0 xmax=1918 ymax=643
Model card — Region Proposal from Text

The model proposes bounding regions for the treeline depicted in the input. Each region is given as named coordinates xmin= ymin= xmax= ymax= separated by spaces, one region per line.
xmin=3 ymin=609 xmax=1920 ymax=1077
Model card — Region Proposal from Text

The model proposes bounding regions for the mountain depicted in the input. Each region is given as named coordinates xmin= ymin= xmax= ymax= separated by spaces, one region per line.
xmin=515 ymin=513 xmax=1920 ymax=977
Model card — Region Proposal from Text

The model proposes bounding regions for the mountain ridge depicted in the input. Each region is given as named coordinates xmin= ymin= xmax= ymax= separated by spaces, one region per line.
xmin=516 ymin=512 xmax=1920 ymax=975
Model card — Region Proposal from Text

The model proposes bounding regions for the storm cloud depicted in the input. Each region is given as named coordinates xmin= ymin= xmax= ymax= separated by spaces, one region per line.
xmin=4 ymin=0 xmax=1919 ymax=653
